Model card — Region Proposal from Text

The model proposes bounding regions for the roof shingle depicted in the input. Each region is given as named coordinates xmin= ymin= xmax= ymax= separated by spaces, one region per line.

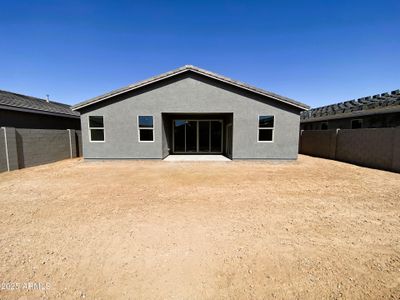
xmin=301 ymin=90 xmax=400 ymax=122
xmin=0 ymin=90 xmax=79 ymax=118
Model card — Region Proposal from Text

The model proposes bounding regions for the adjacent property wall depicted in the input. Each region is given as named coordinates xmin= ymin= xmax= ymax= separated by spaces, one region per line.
xmin=79 ymin=73 xmax=302 ymax=160
xmin=335 ymin=129 xmax=395 ymax=171
xmin=16 ymin=129 xmax=71 ymax=168
xmin=299 ymin=128 xmax=400 ymax=173
xmin=0 ymin=127 xmax=82 ymax=172
xmin=300 ymin=112 xmax=400 ymax=131
xmin=299 ymin=130 xmax=337 ymax=160
xmin=0 ymin=109 xmax=81 ymax=130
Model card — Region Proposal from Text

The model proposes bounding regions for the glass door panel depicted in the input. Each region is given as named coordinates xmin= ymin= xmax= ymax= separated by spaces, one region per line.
xmin=198 ymin=121 xmax=210 ymax=152
xmin=211 ymin=121 xmax=222 ymax=152
xmin=185 ymin=121 xmax=197 ymax=152
xmin=174 ymin=120 xmax=186 ymax=152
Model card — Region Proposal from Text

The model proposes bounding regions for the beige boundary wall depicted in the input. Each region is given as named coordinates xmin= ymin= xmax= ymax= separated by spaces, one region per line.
xmin=299 ymin=128 xmax=400 ymax=173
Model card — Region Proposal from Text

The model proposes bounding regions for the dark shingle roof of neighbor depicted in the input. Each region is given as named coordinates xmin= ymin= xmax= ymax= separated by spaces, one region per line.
xmin=0 ymin=90 xmax=79 ymax=118
xmin=301 ymin=89 xmax=400 ymax=122
xmin=72 ymin=65 xmax=310 ymax=110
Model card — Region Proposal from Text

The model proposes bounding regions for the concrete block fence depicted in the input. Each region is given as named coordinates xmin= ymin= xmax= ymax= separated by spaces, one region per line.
xmin=0 ymin=127 xmax=82 ymax=172
xmin=300 ymin=127 xmax=400 ymax=173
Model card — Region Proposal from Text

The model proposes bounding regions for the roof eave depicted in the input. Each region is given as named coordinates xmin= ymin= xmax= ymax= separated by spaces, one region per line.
xmin=0 ymin=104 xmax=80 ymax=118
xmin=301 ymin=106 xmax=400 ymax=123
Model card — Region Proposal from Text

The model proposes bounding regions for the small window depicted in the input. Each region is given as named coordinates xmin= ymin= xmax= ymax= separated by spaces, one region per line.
xmin=89 ymin=116 xmax=105 ymax=142
xmin=351 ymin=119 xmax=363 ymax=129
xmin=258 ymin=115 xmax=274 ymax=142
xmin=138 ymin=116 xmax=154 ymax=142
xmin=321 ymin=122 xmax=328 ymax=130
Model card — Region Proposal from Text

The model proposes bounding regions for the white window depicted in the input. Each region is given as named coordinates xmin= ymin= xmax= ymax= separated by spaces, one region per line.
xmin=88 ymin=116 xmax=105 ymax=142
xmin=138 ymin=116 xmax=154 ymax=142
xmin=258 ymin=115 xmax=274 ymax=142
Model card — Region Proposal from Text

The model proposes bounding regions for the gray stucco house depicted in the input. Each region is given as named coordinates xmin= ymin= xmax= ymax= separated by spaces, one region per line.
xmin=72 ymin=65 xmax=309 ymax=160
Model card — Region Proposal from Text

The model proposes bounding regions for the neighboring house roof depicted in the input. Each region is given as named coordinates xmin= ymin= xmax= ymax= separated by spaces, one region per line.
xmin=72 ymin=65 xmax=309 ymax=111
xmin=0 ymin=90 xmax=79 ymax=118
xmin=301 ymin=90 xmax=400 ymax=123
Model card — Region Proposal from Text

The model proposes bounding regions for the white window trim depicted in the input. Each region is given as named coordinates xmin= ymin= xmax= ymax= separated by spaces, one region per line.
xmin=138 ymin=115 xmax=155 ymax=142
xmin=88 ymin=116 xmax=105 ymax=143
xmin=257 ymin=114 xmax=275 ymax=143
xmin=351 ymin=119 xmax=363 ymax=129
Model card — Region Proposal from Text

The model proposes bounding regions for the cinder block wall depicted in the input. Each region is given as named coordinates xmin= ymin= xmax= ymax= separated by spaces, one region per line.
xmin=300 ymin=128 xmax=400 ymax=173
xmin=300 ymin=130 xmax=337 ymax=159
xmin=336 ymin=129 xmax=394 ymax=171
xmin=16 ymin=129 xmax=71 ymax=168
xmin=0 ymin=127 xmax=82 ymax=172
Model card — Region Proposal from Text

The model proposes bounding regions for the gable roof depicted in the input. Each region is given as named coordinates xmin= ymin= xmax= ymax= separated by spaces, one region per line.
xmin=301 ymin=89 xmax=400 ymax=123
xmin=0 ymin=90 xmax=79 ymax=118
xmin=72 ymin=65 xmax=309 ymax=111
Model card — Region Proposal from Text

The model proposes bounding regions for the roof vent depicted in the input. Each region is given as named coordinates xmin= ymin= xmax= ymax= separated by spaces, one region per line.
xmin=46 ymin=94 xmax=50 ymax=103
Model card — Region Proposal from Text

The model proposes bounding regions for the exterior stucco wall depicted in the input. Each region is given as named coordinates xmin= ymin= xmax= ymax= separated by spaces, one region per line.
xmin=0 ymin=109 xmax=81 ymax=130
xmin=301 ymin=112 xmax=400 ymax=130
xmin=79 ymin=74 xmax=301 ymax=159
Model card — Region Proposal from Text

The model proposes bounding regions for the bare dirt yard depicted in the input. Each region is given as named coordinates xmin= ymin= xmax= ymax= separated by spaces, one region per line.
xmin=0 ymin=155 xmax=399 ymax=299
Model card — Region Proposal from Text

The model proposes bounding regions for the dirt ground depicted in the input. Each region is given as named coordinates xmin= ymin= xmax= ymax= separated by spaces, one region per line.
xmin=0 ymin=155 xmax=399 ymax=299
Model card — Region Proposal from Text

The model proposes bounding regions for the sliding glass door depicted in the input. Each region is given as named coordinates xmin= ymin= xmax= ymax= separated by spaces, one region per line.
xmin=173 ymin=120 xmax=223 ymax=153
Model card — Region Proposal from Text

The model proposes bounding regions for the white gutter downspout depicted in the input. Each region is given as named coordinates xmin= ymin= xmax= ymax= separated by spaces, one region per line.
xmin=2 ymin=127 xmax=10 ymax=171
xmin=67 ymin=129 xmax=73 ymax=158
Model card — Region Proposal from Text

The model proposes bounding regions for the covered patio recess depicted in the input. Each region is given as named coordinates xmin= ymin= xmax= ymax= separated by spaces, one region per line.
xmin=162 ymin=113 xmax=233 ymax=159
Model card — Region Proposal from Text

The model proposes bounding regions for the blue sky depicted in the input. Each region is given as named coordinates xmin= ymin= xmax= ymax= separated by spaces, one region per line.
xmin=0 ymin=0 xmax=399 ymax=107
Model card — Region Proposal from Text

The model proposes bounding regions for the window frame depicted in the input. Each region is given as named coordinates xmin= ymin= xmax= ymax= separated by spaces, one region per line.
xmin=88 ymin=116 xmax=105 ymax=143
xmin=137 ymin=115 xmax=155 ymax=143
xmin=351 ymin=119 xmax=363 ymax=129
xmin=257 ymin=115 xmax=275 ymax=143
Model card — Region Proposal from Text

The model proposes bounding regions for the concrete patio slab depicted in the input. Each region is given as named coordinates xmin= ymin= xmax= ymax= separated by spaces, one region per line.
xmin=163 ymin=155 xmax=231 ymax=161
